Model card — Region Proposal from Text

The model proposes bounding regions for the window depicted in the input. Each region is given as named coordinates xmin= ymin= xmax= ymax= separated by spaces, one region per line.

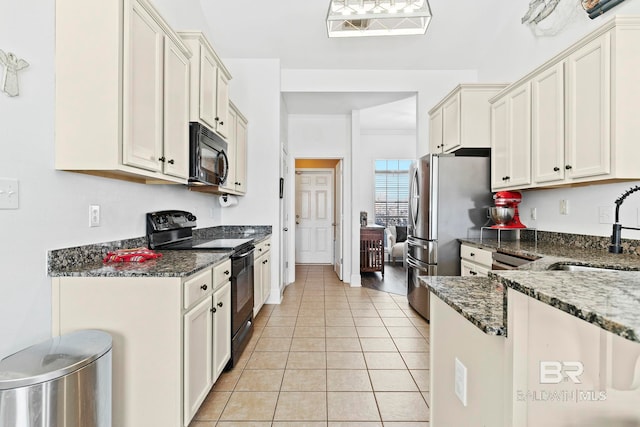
xmin=374 ymin=159 xmax=411 ymax=227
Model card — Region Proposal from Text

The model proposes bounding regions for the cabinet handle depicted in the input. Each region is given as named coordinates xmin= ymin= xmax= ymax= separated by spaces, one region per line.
xmin=502 ymin=176 xmax=510 ymax=181
xmin=470 ymin=270 xmax=478 ymax=276
xmin=214 ymin=117 xmax=219 ymax=122
xmin=168 ymin=159 xmax=174 ymax=165
xmin=217 ymin=301 xmax=223 ymax=307
xmin=470 ymin=252 xmax=475 ymax=256
xmin=158 ymin=156 xmax=166 ymax=162
xmin=235 ymin=182 xmax=241 ymax=186
xmin=565 ymin=165 xmax=572 ymax=170
xmin=200 ymin=284 xmax=208 ymax=291
xmin=219 ymin=121 xmax=224 ymax=126
xmin=263 ymin=259 xmax=268 ymax=264
xmin=224 ymin=270 xmax=230 ymax=275
xmin=553 ymin=167 xmax=560 ymax=172
xmin=210 ymin=307 xmax=217 ymax=313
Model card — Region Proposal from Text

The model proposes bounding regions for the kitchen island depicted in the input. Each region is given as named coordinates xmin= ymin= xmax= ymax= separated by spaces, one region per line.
xmin=422 ymin=238 xmax=640 ymax=427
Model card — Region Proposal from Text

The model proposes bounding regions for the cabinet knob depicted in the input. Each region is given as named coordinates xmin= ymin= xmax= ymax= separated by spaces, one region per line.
xmin=211 ymin=307 xmax=217 ymax=313
xmin=470 ymin=270 xmax=478 ymax=276
xmin=502 ymin=176 xmax=510 ymax=181
xmin=217 ymin=301 xmax=223 ymax=307
xmin=158 ymin=156 xmax=166 ymax=162
xmin=214 ymin=117 xmax=219 ymax=122
xmin=168 ymin=159 xmax=175 ymax=165
xmin=219 ymin=121 xmax=224 ymax=126
xmin=565 ymin=165 xmax=572 ymax=170
xmin=263 ymin=259 xmax=268 ymax=264
xmin=470 ymin=253 xmax=475 ymax=256
xmin=200 ymin=284 xmax=208 ymax=291
xmin=553 ymin=167 xmax=560 ymax=172
xmin=224 ymin=270 xmax=230 ymax=275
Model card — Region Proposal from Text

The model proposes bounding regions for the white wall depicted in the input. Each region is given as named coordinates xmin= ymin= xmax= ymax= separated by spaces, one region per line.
xmin=221 ymin=58 xmax=283 ymax=302
xmin=288 ymin=114 xmax=353 ymax=282
xmin=0 ymin=0 xmax=225 ymax=359
xmin=282 ymin=69 xmax=478 ymax=158
xmin=476 ymin=1 xmax=640 ymax=238
xmin=357 ymin=131 xmax=417 ymax=222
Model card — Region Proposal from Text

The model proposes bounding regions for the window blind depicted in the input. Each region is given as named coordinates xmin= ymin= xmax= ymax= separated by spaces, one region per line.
xmin=374 ymin=159 xmax=411 ymax=227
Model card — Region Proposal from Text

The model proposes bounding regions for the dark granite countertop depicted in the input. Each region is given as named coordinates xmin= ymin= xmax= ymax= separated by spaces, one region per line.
xmin=48 ymin=225 xmax=271 ymax=278
xmin=421 ymin=237 xmax=640 ymax=343
xmin=421 ymin=276 xmax=506 ymax=336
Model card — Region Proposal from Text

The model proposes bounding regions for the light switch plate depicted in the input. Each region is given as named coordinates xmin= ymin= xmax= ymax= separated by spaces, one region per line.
xmin=455 ymin=357 xmax=468 ymax=407
xmin=0 ymin=178 xmax=19 ymax=209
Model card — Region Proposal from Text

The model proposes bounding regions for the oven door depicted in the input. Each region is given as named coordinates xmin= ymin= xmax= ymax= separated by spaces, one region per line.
xmin=231 ymin=248 xmax=254 ymax=335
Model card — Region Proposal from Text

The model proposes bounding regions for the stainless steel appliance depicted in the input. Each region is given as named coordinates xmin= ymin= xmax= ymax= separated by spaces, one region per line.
xmin=146 ymin=210 xmax=254 ymax=368
xmin=189 ymin=122 xmax=229 ymax=186
xmin=407 ymin=154 xmax=492 ymax=320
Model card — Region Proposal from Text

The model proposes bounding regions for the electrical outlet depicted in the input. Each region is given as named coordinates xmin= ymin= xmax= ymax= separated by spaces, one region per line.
xmin=90 ymin=205 xmax=100 ymax=227
xmin=530 ymin=207 xmax=537 ymax=220
xmin=455 ymin=357 xmax=468 ymax=407
xmin=0 ymin=178 xmax=19 ymax=209
xmin=598 ymin=206 xmax=614 ymax=224
xmin=560 ymin=199 xmax=569 ymax=215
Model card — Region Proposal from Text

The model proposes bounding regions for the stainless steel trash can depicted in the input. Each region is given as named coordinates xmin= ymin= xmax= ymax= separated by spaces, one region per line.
xmin=0 ymin=330 xmax=112 ymax=427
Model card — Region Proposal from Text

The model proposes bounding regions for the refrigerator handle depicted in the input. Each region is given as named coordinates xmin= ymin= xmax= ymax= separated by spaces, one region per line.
xmin=407 ymin=236 xmax=431 ymax=250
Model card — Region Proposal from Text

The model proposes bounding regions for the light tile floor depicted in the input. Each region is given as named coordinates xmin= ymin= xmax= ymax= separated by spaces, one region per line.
xmin=190 ymin=264 xmax=430 ymax=427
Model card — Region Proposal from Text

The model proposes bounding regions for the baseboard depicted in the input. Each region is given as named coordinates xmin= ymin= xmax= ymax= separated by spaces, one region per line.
xmin=350 ymin=273 xmax=362 ymax=287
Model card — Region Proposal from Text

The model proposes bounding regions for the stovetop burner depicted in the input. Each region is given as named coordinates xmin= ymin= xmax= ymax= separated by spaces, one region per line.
xmin=146 ymin=210 xmax=254 ymax=253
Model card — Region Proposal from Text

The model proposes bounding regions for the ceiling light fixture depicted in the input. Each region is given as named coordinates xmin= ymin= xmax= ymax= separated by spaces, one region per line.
xmin=327 ymin=0 xmax=432 ymax=37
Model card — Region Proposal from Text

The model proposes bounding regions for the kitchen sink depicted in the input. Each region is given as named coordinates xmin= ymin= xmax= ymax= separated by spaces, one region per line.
xmin=546 ymin=263 xmax=619 ymax=272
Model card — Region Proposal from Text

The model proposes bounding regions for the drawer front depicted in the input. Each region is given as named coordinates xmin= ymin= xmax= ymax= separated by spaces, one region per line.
xmin=460 ymin=244 xmax=493 ymax=268
xmin=213 ymin=259 xmax=232 ymax=289
xmin=184 ymin=268 xmax=213 ymax=309
xmin=255 ymin=238 xmax=271 ymax=257
xmin=460 ymin=259 xmax=490 ymax=277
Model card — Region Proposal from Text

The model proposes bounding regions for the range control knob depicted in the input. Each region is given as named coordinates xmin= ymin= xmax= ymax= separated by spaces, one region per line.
xmin=186 ymin=214 xmax=197 ymax=222
xmin=156 ymin=215 xmax=168 ymax=224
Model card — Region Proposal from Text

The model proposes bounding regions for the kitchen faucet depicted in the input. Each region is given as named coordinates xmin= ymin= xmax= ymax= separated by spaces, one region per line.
xmin=609 ymin=185 xmax=640 ymax=253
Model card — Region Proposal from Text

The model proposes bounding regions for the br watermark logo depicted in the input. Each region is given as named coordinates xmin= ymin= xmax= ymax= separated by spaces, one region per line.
xmin=515 ymin=361 xmax=607 ymax=403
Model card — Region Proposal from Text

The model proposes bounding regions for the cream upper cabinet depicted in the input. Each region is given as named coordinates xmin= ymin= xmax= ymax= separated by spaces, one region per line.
xmin=429 ymin=107 xmax=443 ymax=153
xmin=55 ymin=0 xmax=191 ymax=184
xmin=179 ymin=32 xmax=232 ymax=140
xmin=235 ymin=112 xmax=249 ymax=194
xmin=531 ymin=62 xmax=565 ymax=185
xmin=493 ymin=17 xmax=640 ymax=190
xmin=429 ymin=84 xmax=508 ymax=154
xmin=565 ymin=33 xmax=611 ymax=180
xmin=220 ymin=102 xmax=248 ymax=195
xmin=490 ymin=83 xmax=532 ymax=191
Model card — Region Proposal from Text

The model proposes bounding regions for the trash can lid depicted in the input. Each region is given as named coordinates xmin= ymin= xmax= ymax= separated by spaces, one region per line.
xmin=0 ymin=330 xmax=112 ymax=390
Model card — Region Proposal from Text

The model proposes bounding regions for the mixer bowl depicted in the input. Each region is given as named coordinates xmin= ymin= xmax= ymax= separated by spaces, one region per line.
xmin=490 ymin=207 xmax=515 ymax=225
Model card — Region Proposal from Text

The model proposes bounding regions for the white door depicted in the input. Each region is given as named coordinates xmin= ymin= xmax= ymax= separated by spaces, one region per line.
xmin=295 ymin=170 xmax=333 ymax=264
xmin=334 ymin=161 xmax=343 ymax=279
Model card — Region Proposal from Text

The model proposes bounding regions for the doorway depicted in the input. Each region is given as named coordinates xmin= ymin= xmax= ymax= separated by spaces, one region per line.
xmin=294 ymin=159 xmax=343 ymax=276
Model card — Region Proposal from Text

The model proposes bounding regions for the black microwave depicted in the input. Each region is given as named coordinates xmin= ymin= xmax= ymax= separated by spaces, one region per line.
xmin=189 ymin=122 xmax=229 ymax=186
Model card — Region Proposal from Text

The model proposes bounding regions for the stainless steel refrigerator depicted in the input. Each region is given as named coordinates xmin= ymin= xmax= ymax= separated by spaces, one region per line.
xmin=407 ymin=154 xmax=492 ymax=321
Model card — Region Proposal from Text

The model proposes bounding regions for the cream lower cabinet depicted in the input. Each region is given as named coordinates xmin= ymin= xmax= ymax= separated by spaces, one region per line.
xmin=460 ymin=243 xmax=493 ymax=277
xmin=429 ymin=84 xmax=507 ymax=154
xmin=51 ymin=258 xmax=232 ymax=427
xmin=253 ymin=238 xmax=272 ymax=316
xmin=55 ymin=0 xmax=191 ymax=184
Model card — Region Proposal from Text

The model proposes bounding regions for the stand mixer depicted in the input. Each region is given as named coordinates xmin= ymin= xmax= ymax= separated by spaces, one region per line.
xmin=490 ymin=191 xmax=527 ymax=229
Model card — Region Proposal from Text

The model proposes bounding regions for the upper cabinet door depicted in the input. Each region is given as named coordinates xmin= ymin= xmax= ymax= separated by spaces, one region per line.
xmin=163 ymin=37 xmax=190 ymax=179
xmin=507 ymin=83 xmax=532 ymax=188
xmin=490 ymin=96 xmax=509 ymax=190
xmin=199 ymin=48 xmax=218 ymax=130
xmin=532 ymin=63 xmax=565 ymax=184
xmin=235 ymin=116 xmax=248 ymax=193
xmin=565 ymin=33 xmax=611 ymax=180
xmin=442 ymin=92 xmax=461 ymax=152
xmin=429 ymin=108 xmax=443 ymax=154
xmin=123 ymin=0 xmax=164 ymax=172
xmin=215 ymin=71 xmax=230 ymax=138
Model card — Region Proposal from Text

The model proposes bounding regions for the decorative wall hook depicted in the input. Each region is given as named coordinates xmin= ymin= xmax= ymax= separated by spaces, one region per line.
xmin=0 ymin=50 xmax=29 ymax=97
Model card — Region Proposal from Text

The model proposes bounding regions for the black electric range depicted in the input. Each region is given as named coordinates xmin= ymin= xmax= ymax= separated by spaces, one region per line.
xmin=146 ymin=210 xmax=253 ymax=253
